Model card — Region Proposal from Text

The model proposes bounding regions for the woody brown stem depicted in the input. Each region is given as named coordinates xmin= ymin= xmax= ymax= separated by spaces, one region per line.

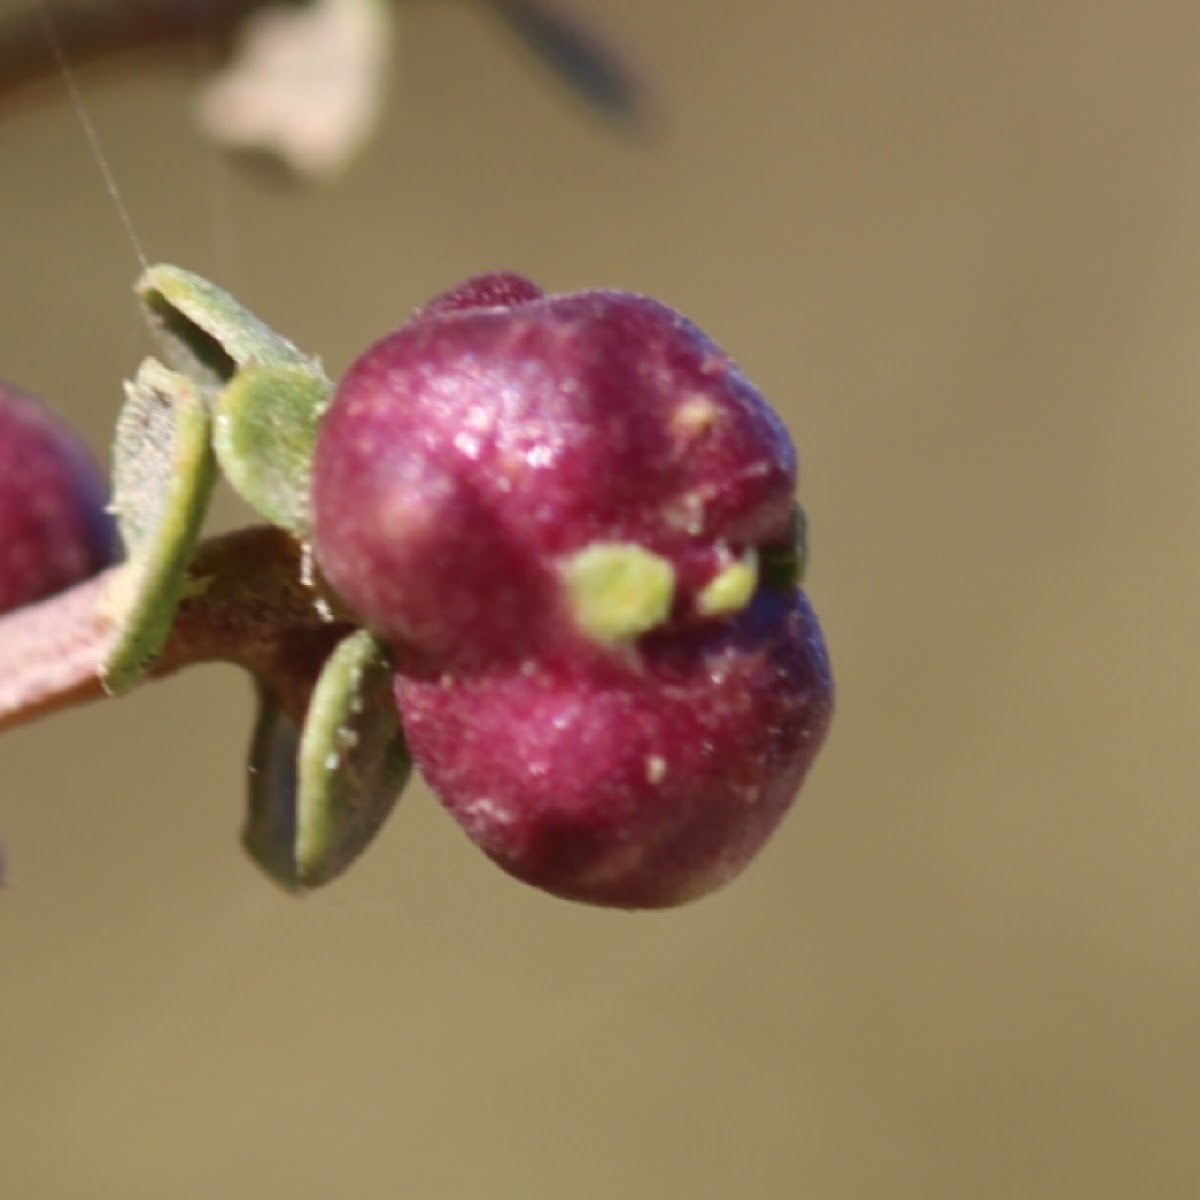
xmin=0 ymin=524 xmax=354 ymax=733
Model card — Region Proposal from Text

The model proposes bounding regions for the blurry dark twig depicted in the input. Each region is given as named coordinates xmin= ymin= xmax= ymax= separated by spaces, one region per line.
xmin=484 ymin=0 xmax=650 ymax=129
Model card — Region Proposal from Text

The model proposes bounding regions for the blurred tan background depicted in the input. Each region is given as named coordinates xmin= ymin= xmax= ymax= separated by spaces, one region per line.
xmin=2 ymin=1 xmax=1199 ymax=1196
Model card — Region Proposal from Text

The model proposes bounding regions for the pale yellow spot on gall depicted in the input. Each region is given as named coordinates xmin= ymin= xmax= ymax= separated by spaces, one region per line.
xmin=559 ymin=542 xmax=676 ymax=643
xmin=696 ymin=549 xmax=759 ymax=617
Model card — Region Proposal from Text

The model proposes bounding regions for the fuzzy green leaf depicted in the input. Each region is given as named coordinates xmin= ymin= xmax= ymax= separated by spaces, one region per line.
xmin=243 ymin=631 xmax=410 ymax=890
xmin=102 ymin=360 xmax=217 ymax=694
xmin=213 ymin=361 xmax=332 ymax=535
xmin=136 ymin=264 xmax=315 ymax=390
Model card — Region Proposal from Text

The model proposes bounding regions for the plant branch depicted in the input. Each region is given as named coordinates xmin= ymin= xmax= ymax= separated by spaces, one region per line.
xmin=0 ymin=524 xmax=353 ymax=734
xmin=0 ymin=0 xmax=249 ymax=111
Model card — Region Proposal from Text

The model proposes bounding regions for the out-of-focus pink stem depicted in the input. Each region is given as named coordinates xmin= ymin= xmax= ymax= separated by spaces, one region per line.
xmin=0 ymin=567 xmax=115 ymax=731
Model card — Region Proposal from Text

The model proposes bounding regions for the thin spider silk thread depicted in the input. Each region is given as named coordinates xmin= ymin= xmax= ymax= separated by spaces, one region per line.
xmin=34 ymin=0 xmax=151 ymax=275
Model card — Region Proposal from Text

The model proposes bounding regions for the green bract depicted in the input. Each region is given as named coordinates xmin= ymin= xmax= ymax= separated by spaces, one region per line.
xmin=104 ymin=360 xmax=216 ymax=693
xmin=214 ymin=363 xmax=331 ymax=536
xmin=102 ymin=265 xmax=404 ymax=889
xmin=244 ymin=630 xmax=410 ymax=889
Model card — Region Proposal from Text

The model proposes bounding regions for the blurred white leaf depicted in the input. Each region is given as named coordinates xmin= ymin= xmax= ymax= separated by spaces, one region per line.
xmin=195 ymin=0 xmax=394 ymax=179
